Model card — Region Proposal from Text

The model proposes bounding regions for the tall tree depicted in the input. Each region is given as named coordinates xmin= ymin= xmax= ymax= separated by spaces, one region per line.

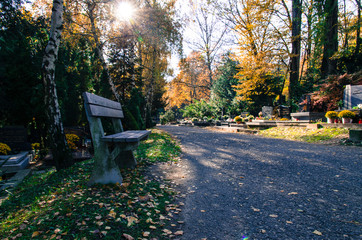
xmin=289 ymin=0 xmax=302 ymax=101
xmin=320 ymin=0 xmax=338 ymax=78
xmin=42 ymin=0 xmax=73 ymax=170
xmin=187 ymin=0 xmax=228 ymax=92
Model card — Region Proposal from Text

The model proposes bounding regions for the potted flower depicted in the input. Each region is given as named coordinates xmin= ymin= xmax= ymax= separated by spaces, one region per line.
xmin=325 ymin=111 xmax=338 ymax=123
xmin=338 ymin=110 xmax=356 ymax=124
xmin=0 ymin=143 xmax=11 ymax=156
xmin=234 ymin=116 xmax=242 ymax=124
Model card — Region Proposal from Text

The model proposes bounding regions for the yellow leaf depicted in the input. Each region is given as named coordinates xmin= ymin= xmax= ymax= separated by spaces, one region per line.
xmin=32 ymin=231 xmax=40 ymax=238
xmin=108 ymin=210 xmax=116 ymax=218
xmin=149 ymin=225 xmax=157 ymax=229
xmin=126 ymin=216 xmax=138 ymax=227
xmin=313 ymin=230 xmax=322 ymax=236
xmin=288 ymin=192 xmax=298 ymax=195
xmin=120 ymin=214 xmax=127 ymax=219
xmin=174 ymin=230 xmax=183 ymax=235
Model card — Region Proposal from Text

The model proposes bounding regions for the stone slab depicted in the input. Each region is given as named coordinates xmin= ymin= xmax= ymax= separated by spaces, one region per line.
xmin=1 ymin=155 xmax=31 ymax=173
xmin=343 ymin=85 xmax=362 ymax=109
xmin=349 ymin=129 xmax=362 ymax=142
xmin=0 ymin=169 xmax=32 ymax=191
xmin=0 ymin=151 xmax=29 ymax=165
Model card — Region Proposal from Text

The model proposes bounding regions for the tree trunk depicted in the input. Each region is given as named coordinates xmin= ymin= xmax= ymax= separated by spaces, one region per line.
xmin=42 ymin=0 xmax=73 ymax=170
xmin=321 ymin=0 xmax=338 ymax=78
xmin=289 ymin=0 xmax=302 ymax=101
xmin=355 ymin=0 xmax=361 ymax=55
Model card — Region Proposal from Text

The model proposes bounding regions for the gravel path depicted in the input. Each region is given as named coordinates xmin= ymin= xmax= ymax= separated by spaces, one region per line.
xmin=157 ymin=125 xmax=362 ymax=240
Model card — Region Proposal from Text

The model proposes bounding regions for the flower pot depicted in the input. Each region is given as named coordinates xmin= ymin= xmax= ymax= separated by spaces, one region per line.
xmin=342 ymin=118 xmax=352 ymax=124
xmin=327 ymin=118 xmax=335 ymax=124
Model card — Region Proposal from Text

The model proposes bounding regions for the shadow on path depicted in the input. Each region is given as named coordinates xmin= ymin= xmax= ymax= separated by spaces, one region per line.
xmin=158 ymin=125 xmax=362 ymax=240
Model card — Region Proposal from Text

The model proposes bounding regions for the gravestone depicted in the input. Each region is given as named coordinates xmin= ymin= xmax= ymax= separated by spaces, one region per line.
xmin=0 ymin=126 xmax=31 ymax=151
xmin=262 ymin=106 xmax=273 ymax=118
xmin=343 ymin=85 xmax=362 ymax=109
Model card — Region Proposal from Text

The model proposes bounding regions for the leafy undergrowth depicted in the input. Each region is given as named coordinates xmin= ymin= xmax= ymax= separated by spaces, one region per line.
xmin=258 ymin=126 xmax=349 ymax=144
xmin=0 ymin=129 xmax=182 ymax=239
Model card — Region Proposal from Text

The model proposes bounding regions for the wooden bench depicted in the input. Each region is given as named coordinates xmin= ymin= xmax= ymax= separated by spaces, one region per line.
xmin=83 ymin=92 xmax=150 ymax=185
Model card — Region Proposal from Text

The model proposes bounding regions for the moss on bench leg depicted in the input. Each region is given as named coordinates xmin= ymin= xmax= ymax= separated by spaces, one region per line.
xmin=114 ymin=150 xmax=137 ymax=169
xmin=88 ymin=152 xmax=123 ymax=185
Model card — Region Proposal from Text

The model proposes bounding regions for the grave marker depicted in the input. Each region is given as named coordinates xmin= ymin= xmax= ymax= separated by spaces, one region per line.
xmin=262 ymin=106 xmax=273 ymax=119
xmin=0 ymin=126 xmax=31 ymax=151
xmin=343 ymin=85 xmax=362 ymax=109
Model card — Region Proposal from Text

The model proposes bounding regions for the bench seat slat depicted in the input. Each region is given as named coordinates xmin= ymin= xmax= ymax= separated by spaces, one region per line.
xmin=101 ymin=130 xmax=151 ymax=143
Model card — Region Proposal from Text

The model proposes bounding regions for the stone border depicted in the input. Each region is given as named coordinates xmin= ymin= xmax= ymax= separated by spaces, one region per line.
xmin=0 ymin=169 xmax=32 ymax=205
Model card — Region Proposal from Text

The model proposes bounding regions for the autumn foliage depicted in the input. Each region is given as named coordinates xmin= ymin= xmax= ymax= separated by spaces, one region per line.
xmin=309 ymin=71 xmax=362 ymax=111
xmin=165 ymin=52 xmax=210 ymax=108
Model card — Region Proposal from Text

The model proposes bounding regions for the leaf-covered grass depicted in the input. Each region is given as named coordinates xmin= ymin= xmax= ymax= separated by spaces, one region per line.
xmin=258 ymin=126 xmax=349 ymax=143
xmin=0 ymin=129 xmax=181 ymax=239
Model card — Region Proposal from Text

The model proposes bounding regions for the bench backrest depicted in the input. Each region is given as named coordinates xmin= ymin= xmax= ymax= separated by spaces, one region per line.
xmin=83 ymin=92 xmax=124 ymax=118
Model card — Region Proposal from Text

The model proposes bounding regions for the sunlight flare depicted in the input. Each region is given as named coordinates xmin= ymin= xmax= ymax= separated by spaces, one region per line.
xmin=115 ymin=2 xmax=135 ymax=21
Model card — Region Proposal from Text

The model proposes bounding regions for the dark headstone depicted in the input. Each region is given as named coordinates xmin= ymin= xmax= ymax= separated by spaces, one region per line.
xmin=278 ymin=105 xmax=291 ymax=118
xmin=0 ymin=126 xmax=31 ymax=151
xmin=343 ymin=85 xmax=362 ymax=109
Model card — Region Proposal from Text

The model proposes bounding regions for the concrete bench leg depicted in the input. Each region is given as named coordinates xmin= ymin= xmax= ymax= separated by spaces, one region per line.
xmin=88 ymin=145 xmax=123 ymax=185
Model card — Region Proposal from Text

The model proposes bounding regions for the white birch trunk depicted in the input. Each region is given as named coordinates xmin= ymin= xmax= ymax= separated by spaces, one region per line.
xmin=42 ymin=0 xmax=73 ymax=170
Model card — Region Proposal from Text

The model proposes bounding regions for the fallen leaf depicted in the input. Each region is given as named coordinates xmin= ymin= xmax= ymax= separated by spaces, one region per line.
xmin=260 ymin=229 xmax=266 ymax=234
xmin=163 ymin=229 xmax=172 ymax=235
xmin=108 ymin=210 xmax=116 ymax=218
xmin=101 ymin=231 xmax=107 ymax=236
xmin=288 ymin=192 xmax=298 ymax=195
xmin=149 ymin=225 xmax=157 ymax=230
xmin=54 ymin=228 xmax=61 ymax=234
xmin=286 ymin=221 xmax=293 ymax=224
xmin=200 ymin=210 xmax=206 ymax=212
xmin=174 ymin=231 xmax=183 ymax=235
xmin=32 ymin=231 xmax=41 ymax=238
xmin=20 ymin=224 xmax=27 ymax=230
xmin=122 ymin=233 xmax=134 ymax=240
xmin=252 ymin=207 xmax=260 ymax=212
xmin=95 ymin=216 xmax=102 ymax=220
xmin=143 ymin=232 xmax=150 ymax=237
xmin=126 ymin=216 xmax=138 ymax=227
xmin=96 ymin=221 xmax=104 ymax=226
xmin=313 ymin=230 xmax=322 ymax=236
xmin=105 ymin=226 xmax=111 ymax=230
xmin=269 ymin=214 xmax=278 ymax=218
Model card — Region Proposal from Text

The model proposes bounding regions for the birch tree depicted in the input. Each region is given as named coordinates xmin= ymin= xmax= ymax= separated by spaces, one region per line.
xmin=42 ymin=0 xmax=73 ymax=170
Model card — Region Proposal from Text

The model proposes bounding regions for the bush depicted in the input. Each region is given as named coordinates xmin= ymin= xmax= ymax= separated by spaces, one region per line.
xmin=66 ymin=134 xmax=80 ymax=150
xmin=0 ymin=143 xmax=11 ymax=155
xmin=338 ymin=110 xmax=356 ymax=118
xmin=234 ymin=116 xmax=242 ymax=122
xmin=160 ymin=110 xmax=176 ymax=125
xmin=325 ymin=111 xmax=338 ymax=119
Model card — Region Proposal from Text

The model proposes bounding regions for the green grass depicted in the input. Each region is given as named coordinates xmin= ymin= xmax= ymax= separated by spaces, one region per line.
xmin=0 ymin=129 xmax=181 ymax=239
xmin=258 ymin=126 xmax=349 ymax=143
